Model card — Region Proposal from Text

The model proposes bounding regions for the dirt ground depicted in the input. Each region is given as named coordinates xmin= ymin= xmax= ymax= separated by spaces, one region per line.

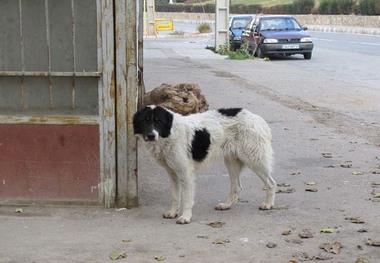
xmin=1 ymin=36 xmax=379 ymax=263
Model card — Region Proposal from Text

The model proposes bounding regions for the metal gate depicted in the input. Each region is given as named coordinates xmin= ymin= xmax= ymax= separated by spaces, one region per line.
xmin=0 ymin=0 xmax=141 ymax=207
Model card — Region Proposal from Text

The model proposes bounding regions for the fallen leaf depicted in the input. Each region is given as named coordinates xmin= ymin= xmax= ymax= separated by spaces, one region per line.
xmin=345 ymin=217 xmax=365 ymax=224
xmin=291 ymin=251 xmax=311 ymax=261
xmin=320 ymin=228 xmax=334 ymax=233
xmin=366 ymin=238 xmax=380 ymax=246
xmin=277 ymin=183 xmax=291 ymax=187
xmin=154 ymin=255 xmax=166 ymax=261
xmin=372 ymin=192 xmax=380 ymax=198
xmin=290 ymin=172 xmax=301 ymax=175
xmin=285 ymin=238 xmax=303 ymax=244
xmin=299 ymin=229 xmax=313 ymax=239
xmin=266 ymin=242 xmax=277 ymax=248
xmin=276 ymin=187 xmax=296 ymax=194
xmin=109 ymin=251 xmax=127 ymax=260
xmin=15 ymin=208 xmax=23 ymax=213
xmin=322 ymin=153 xmax=333 ymax=158
xmin=340 ymin=164 xmax=352 ymax=168
xmin=305 ymin=188 xmax=318 ymax=192
xmin=272 ymin=205 xmax=289 ymax=210
xmin=122 ymin=239 xmax=132 ymax=243
xmin=305 ymin=181 xmax=316 ymax=186
xmin=288 ymin=260 xmax=297 ymax=263
xmin=212 ymin=239 xmax=230 ymax=245
xmin=352 ymin=171 xmax=364 ymax=175
xmin=282 ymin=230 xmax=292 ymax=236
xmin=197 ymin=235 xmax=209 ymax=239
xmin=319 ymin=242 xmax=341 ymax=254
xmin=357 ymin=229 xmax=368 ymax=233
xmin=355 ymin=258 xmax=369 ymax=263
xmin=207 ymin=221 xmax=225 ymax=228
xmin=314 ymin=252 xmax=333 ymax=260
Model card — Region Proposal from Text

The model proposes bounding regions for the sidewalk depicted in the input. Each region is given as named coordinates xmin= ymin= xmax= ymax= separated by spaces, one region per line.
xmin=1 ymin=36 xmax=379 ymax=263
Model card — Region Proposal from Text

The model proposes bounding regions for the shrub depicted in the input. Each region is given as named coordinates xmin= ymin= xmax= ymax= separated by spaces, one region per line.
xmin=359 ymin=0 xmax=380 ymax=15
xmin=293 ymin=0 xmax=316 ymax=14
xmin=197 ymin=22 xmax=212 ymax=33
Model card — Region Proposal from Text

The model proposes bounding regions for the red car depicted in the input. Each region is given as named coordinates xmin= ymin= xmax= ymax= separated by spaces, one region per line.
xmin=242 ymin=15 xmax=314 ymax=59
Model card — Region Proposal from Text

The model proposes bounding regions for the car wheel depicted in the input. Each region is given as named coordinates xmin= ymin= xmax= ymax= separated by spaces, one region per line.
xmin=256 ymin=46 xmax=265 ymax=59
xmin=304 ymin=52 xmax=312 ymax=60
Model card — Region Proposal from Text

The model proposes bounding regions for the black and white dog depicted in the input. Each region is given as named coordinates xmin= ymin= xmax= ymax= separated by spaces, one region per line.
xmin=133 ymin=105 xmax=276 ymax=224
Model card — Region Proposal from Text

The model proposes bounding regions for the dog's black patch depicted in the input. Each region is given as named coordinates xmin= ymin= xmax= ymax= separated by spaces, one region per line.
xmin=133 ymin=106 xmax=173 ymax=139
xmin=191 ymin=128 xmax=211 ymax=162
xmin=218 ymin=108 xmax=242 ymax=117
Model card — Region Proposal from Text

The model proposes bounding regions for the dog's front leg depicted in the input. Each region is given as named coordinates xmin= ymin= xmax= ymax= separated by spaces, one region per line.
xmin=176 ymin=172 xmax=195 ymax=224
xmin=162 ymin=167 xmax=180 ymax=219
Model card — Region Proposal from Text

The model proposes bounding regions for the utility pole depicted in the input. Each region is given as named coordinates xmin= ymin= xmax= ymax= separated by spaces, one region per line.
xmin=215 ymin=0 xmax=229 ymax=51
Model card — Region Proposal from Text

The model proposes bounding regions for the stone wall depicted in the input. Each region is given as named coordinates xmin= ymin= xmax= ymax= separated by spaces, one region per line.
xmin=156 ymin=12 xmax=380 ymax=28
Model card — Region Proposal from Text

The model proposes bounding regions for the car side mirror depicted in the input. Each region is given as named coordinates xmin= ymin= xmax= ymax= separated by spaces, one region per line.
xmin=302 ymin=26 xmax=308 ymax=31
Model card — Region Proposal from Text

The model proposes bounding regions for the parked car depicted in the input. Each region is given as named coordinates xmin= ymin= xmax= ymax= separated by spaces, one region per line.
xmin=229 ymin=15 xmax=255 ymax=51
xmin=242 ymin=15 xmax=314 ymax=59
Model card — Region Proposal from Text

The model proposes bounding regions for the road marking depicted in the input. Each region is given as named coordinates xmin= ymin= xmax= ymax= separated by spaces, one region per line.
xmin=349 ymin=41 xmax=380 ymax=46
xmin=313 ymin=38 xmax=333 ymax=42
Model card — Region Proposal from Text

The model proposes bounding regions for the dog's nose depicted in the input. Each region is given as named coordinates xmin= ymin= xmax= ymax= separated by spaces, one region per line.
xmin=147 ymin=132 xmax=156 ymax=141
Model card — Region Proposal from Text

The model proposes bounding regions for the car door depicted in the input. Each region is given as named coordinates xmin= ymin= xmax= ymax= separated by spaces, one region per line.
xmin=242 ymin=18 xmax=258 ymax=51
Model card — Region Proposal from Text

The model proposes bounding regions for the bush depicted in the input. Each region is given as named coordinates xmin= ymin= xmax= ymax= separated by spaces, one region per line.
xmin=197 ymin=22 xmax=212 ymax=33
xmin=359 ymin=0 xmax=380 ymax=15
xmin=293 ymin=0 xmax=315 ymax=14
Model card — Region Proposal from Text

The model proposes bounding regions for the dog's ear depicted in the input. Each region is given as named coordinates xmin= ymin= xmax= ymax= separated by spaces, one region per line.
xmin=160 ymin=108 xmax=173 ymax=138
xmin=133 ymin=107 xmax=148 ymax=135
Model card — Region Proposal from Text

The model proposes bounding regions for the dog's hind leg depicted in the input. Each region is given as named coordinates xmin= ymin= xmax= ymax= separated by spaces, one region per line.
xmin=215 ymin=156 xmax=244 ymax=211
xmin=162 ymin=166 xmax=180 ymax=219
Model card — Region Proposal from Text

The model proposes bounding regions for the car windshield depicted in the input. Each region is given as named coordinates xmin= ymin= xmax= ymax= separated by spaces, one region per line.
xmin=231 ymin=17 xmax=251 ymax=29
xmin=259 ymin=17 xmax=302 ymax=31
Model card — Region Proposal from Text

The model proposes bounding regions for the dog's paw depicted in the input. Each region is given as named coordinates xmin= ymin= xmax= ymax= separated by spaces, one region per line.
xmin=163 ymin=211 xmax=178 ymax=219
xmin=259 ymin=203 xmax=273 ymax=210
xmin=215 ymin=203 xmax=230 ymax=211
xmin=176 ymin=216 xmax=191 ymax=224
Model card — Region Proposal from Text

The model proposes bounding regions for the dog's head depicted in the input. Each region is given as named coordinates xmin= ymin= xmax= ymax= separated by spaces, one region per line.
xmin=133 ymin=105 xmax=174 ymax=141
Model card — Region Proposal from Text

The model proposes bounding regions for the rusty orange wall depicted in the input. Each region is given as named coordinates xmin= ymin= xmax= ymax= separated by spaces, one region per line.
xmin=0 ymin=125 xmax=100 ymax=204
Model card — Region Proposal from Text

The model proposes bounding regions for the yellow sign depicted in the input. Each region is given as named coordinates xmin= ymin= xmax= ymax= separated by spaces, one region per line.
xmin=155 ymin=20 xmax=173 ymax=31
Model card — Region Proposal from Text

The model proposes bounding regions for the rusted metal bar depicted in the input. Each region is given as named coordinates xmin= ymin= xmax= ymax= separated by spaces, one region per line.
xmin=71 ymin=0 xmax=76 ymax=109
xmin=44 ymin=0 xmax=54 ymax=108
xmin=0 ymin=71 xmax=101 ymax=77
xmin=18 ymin=0 xmax=25 ymax=109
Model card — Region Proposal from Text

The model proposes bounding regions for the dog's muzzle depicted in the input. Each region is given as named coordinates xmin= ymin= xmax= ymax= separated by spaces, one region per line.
xmin=144 ymin=129 xmax=158 ymax=141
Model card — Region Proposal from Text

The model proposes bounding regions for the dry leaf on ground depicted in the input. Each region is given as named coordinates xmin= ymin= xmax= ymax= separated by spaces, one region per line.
xmin=320 ymin=228 xmax=334 ymax=233
xmin=314 ymin=252 xmax=333 ymax=260
xmin=266 ymin=242 xmax=277 ymax=248
xmin=276 ymin=187 xmax=296 ymax=194
xmin=207 ymin=221 xmax=225 ymax=228
xmin=109 ymin=251 xmax=127 ymax=260
xmin=319 ymin=242 xmax=342 ymax=254
xmin=285 ymin=238 xmax=303 ymax=244
xmin=305 ymin=188 xmax=318 ymax=192
xmin=154 ymin=255 xmax=166 ymax=261
xmin=212 ymin=239 xmax=230 ymax=245
xmin=299 ymin=229 xmax=314 ymax=239
xmin=366 ymin=238 xmax=380 ymax=246
xmin=355 ymin=258 xmax=369 ymax=263
xmin=345 ymin=217 xmax=365 ymax=224
xmin=282 ymin=230 xmax=292 ymax=236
